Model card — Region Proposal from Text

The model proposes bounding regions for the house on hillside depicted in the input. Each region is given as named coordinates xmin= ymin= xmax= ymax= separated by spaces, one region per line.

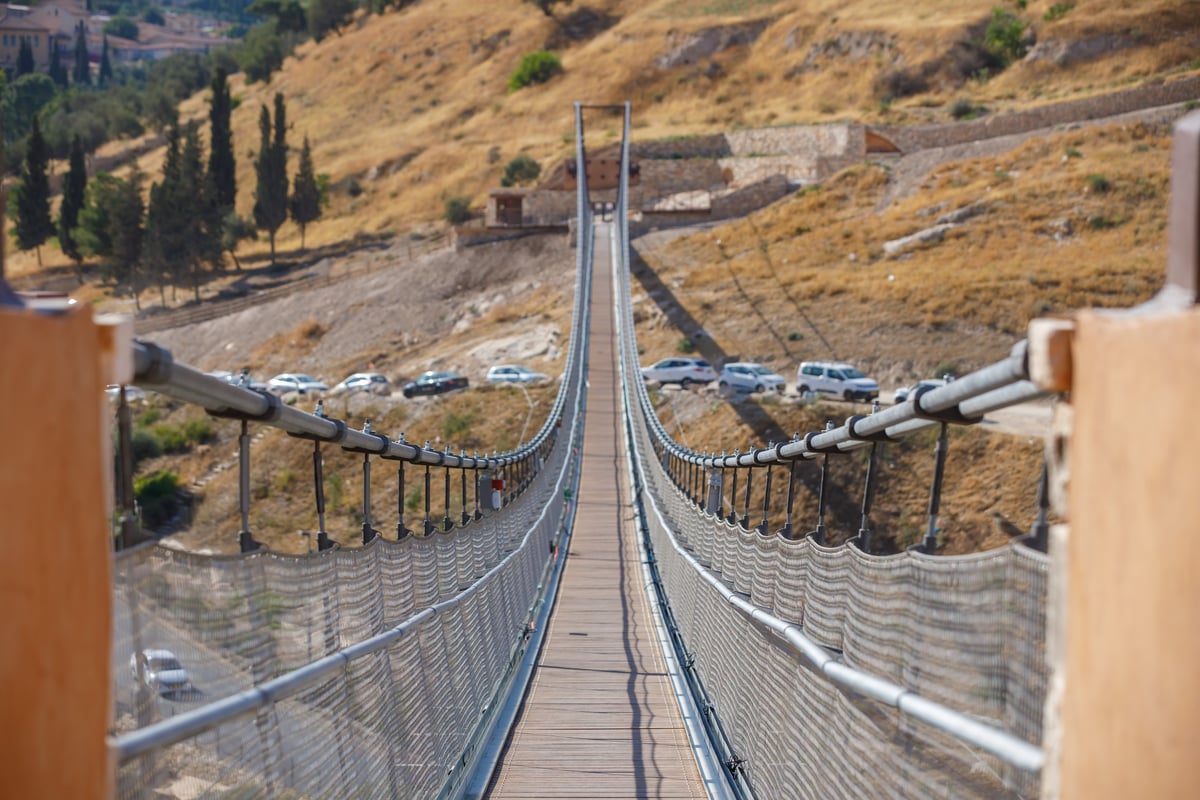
xmin=0 ymin=10 xmax=52 ymax=70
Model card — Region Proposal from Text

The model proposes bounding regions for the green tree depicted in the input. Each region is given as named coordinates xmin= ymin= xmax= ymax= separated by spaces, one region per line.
xmin=180 ymin=124 xmax=223 ymax=298
xmin=99 ymin=35 xmax=113 ymax=85
xmin=58 ymin=135 xmax=88 ymax=281
xmin=207 ymin=66 xmax=236 ymax=211
xmin=307 ymin=0 xmax=356 ymax=41
xmin=220 ymin=211 xmax=257 ymax=270
xmin=7 ymin=74 xmax=57 ymax=144
xmin=141 ymin=127 xmax=183 ymax=302
xmin=253 ymin=95 xmax=288 ymax=263
xmin=104 ymin=15 xmax=139 ymax=41
xmin=72 ymin=21 xmax=90 ymax=86
xmin=508 ymin=51 xmax=563 ymax=92
xmin=48 ymin=44 xmax=68 ymax=88
xmin=11 ymin=116 xmax=56 ymax=265
xmin=247 ymin=0 xmax=307 ymax=33
xmin=238 ymin=20 xmax=284 ymax=83
xmin=983 ymin=7 xmax=1028 ymax=67
xmin=142 ymin=7 xmax=165 ymax=25
xmin=16 ymin=38 xmax=34 ymax=77
xmin=500 ymin=154 xmax=541 ymax=186
xmin=289 ymin=135 xmax=321 ymax=249
xmin=443 ymin=196 xmax=471 ymax=225
xmin=77 ymin=171 xmax=145 ymax=306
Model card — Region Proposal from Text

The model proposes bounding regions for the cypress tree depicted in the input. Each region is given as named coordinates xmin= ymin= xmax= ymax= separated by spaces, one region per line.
xmin=180 ymin=124 xmax=222 ymax=301
xmin=99 ymin=35 xmax=112 ymax=85
xmin=16 ymin=38 xmax=34 ymax=76
xmin=207 ymin=66 xmax=236 ymax=211
xmin=58 ymin=135 xmax=88 ymax=281
xmin=72 ymin=21 xmax=90 ymax=86
xmin=289 ymin=136 xmax=321 ymax=250
xmin=143 ymin=125 xmax=184 ymax=302
xmin=12 ymin=116 xmax=56 ymax=265
xmin=49 ymin=44 xmax=68 ymax=88
xmin=253 ymin=96 xmax=288 ymax=264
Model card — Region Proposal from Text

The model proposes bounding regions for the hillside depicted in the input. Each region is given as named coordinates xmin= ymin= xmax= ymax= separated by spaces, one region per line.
xmin=12 ymin=0 xmax=1198 ymax=554
xmin=7 ymin=0 xmax=1198 ymax=280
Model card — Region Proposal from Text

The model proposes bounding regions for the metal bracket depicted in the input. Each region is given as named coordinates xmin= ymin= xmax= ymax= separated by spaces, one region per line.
xmin=846 ymin=414 xmax=897 ymax=442
xmin=911 ymin=385 xmax=982 ymax=425
xmin=804 ymin=430 xmax=842 ymax=454
xmin=209 ymin=390 xmax=284 ymax=423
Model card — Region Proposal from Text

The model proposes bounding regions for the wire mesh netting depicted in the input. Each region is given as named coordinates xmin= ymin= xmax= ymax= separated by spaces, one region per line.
xmin=611 ymin=130 xmax=1048 ymax=795
xmin=112 ymin=414 xmax=580 ymax=799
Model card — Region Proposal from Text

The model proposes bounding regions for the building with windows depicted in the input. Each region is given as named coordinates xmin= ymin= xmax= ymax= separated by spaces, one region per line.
xmin=0 ymin=11 xmax=52 ymax=71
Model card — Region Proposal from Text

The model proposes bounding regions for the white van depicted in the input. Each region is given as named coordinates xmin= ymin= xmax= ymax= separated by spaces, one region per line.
xmin=796 ymin=361 xmax=879 ymax=402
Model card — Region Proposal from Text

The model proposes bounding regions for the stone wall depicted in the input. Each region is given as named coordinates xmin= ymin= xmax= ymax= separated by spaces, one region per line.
xmin=875 ymin=74 xmax=1200 ymax=152
xmin=725 ymin=124 xmax=860 ymax=158
xmin=638 ymin=159 xmax=728 ymax=198
xmin=718 ymin=155 xmax=819 ymax=186
xmin=712 ymin=174 xmax=792 ymax=217
xmin=633 ymin=135 xmax=731 ymax=160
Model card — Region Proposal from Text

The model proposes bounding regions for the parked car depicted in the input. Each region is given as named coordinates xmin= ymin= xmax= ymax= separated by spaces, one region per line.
xmin=717 ymin=362 xmax=786 ymax=393
xmin=796 ymin=361 xmax=879 ymax=402
xmin=331 ymin=372 xmax=392 ymax=396
xmin=892 ymin=376 xmax=953 ymax=405
xmin=267 ymin=373 xmax=329 ymax=395
xmin=402 ymin=371 xmax=469 ymax=398
xmin=640 ymin=357 xmax=717 ymax=387
xmin=129 ymin=648 xmax=192 ymax=696
xmin=208 ymin=370 xmax=269 ymax=391
xmin=486 ymin=365 xmax=549 ymax=384
xmin=106 ymin=384 xmax=146 ymax=403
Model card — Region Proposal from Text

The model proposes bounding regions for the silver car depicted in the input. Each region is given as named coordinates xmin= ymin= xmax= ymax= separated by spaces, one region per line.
xmin=640 ymin=357 xmax=717 ymax=387
xmin=717 ymin=362 xmax=786 ymax=393
xmin=130 ymin=648 xmax=192 ymax=696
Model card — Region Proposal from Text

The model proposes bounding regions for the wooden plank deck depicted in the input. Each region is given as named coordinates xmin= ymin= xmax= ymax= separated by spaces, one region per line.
xmin=486 ymin=225 xmax=706 ymax=799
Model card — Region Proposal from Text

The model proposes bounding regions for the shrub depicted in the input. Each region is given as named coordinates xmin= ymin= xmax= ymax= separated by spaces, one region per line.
xmin=950 ymin=98 xmax=979 ymax=120
xmin=1043 ymin=2 xmax=1074 ymax=22
xmin=134 ymin=470 xmax=179 ymax=529
xmin=443 ymin=196 xmax=472 ymax=224
xmin=152 ymin=423 xmax=189 ymax=453
xmin=441 ymin=411 xmax=476 ymax=442
xmin=1085 ymin=173 xmax=1111 ymax=194
xmin=182 ymin=418 xmax=214 ymax=444
xmin=500 ymin=154 xmax=541 ymax=187
xmin=508 ymin=51 xmax=563 ymax=92
xmin=676 ymin=336 xmax=695 ymax=354
xmin=130 ymin=429 xmax=162 ymax=466
xmin=983 ymin=8 xmax=1028 ymax=66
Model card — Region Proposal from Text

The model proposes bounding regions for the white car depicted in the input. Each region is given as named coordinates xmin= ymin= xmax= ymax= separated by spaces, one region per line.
xmin=893 ymin=376 xmax=953 ymax=405
xmin=796 ymin=361 xmax=879 ymax=402
xmin=130 ymin=648 xmax=192 ymax=696
xmin=208 ymin=370 xmax=269 ymax=391
xmin=486 ymin=365 xmax=549 ymax=384
xmin=640 ymin=357 xmax=717 ymax=387
xmin=106 ymin=384 xmax=146 ymax=403
xmin=330 ymin=372 xmax=392 ymax=396
xmin=267 ymin=373 xmax=329 ymax=394
xmin=717 ymin=362 xmax=786 ymax=393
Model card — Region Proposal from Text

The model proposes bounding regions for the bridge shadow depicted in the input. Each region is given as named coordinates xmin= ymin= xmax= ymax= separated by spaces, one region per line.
xmin=629 ymin=238 xmax=861 ymax=534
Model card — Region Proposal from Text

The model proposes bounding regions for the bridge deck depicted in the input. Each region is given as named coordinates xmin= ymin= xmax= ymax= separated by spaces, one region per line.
xmin=486 ymin=225 xmax=706 ymax=798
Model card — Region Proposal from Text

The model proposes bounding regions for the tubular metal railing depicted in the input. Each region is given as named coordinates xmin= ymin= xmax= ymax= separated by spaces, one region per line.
xmin=109 ymin=108 xmax=596 ymax=800
xmin=612 ymin=104 xmax=1051 ymax=798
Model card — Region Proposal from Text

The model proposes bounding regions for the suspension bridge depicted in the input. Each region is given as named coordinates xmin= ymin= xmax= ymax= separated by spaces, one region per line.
xmin=4 ymin=104 xmax=1200 ymax=800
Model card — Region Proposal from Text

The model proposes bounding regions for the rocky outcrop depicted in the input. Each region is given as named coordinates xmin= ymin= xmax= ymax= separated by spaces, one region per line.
xmin=656 ymin=20 xmax=771 ymax=68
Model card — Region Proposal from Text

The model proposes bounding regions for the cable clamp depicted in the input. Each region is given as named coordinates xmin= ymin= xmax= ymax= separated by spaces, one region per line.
xmin=911 ymin=385 xmax=983 ymax=425
xmin=846 ymin=415 xmax=896 ymax=442
xmin=207 ymin=390 xmax=283 ymax=423
xmin=288 ymin=417 xmax=347 ymax=443
xmin=803 ymin=430 xmax=841 ymax=454
xmin=342 ymin=431 xmax=391 ymax=455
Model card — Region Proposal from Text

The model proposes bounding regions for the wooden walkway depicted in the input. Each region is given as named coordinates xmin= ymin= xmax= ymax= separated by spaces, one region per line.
xmin=486 ymin=226 xmax=706 ymax=798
